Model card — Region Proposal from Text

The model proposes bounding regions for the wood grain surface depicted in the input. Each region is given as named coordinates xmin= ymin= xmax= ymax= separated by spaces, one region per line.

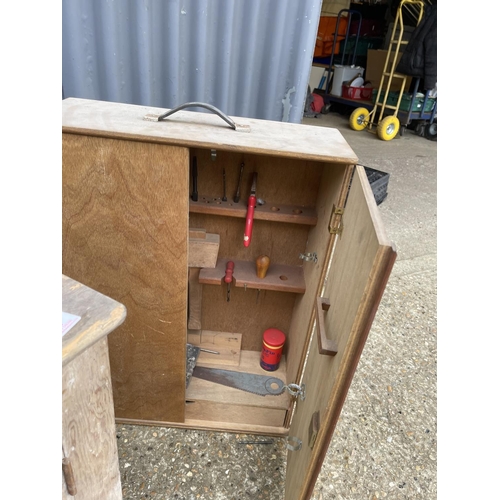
xmin=284 ymin=166 xmax=396 ymax=500
xmin=62 ymin=134 xmax=189 ymax=423
xmin=62 ymin=98 xmax=359 ymax=164
xmin=62 ymin=338 xmax=122 ymax=500
xmin=62 ymin=274 xmax=127 ymax=367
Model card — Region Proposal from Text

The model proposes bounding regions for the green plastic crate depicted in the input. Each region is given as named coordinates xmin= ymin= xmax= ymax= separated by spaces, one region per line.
xmin=372 ymin=90 xmax=436 ymax=113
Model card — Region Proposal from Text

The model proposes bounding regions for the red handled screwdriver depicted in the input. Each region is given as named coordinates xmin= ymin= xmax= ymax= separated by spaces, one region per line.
xmin=244 ymin=173 xmax=257 ymax=247
xmin=224 ymin=261 xmax=235 ymax=302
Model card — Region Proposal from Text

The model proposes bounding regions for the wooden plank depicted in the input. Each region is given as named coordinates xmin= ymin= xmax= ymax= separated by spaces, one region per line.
xmin=190 ymin=198 xmax=317 ymax=226
xmin=185 ymin=400 xmax=286 ymax=428
xmin=188 ymin=232 xmax=220 ymax=268
xmin=199 ymin=258 xmax=306 ymax=293
xmin=187 ymin=268 xmax=203 ymax=330
xmin=187 ymin=330 xmax=242 ymax=366
xmin=115 ymin=416 xmax=289 ymax=437
xmin=62 ymin=98 xmax=359 ymax=164
xmin=189 ymin=228 xmax=207 ymax=239
xmin=62 ymin=338 xmax=123 ymax=500
xmin=62 ymin=274 xmax=127 ymax=367
xmin=186 ymin=350 xmax=290 ymax=410
xmin=284 ymin=167 xmax=396 ymax=500
xmin=62 ymin=134 xmax=189 ymax=423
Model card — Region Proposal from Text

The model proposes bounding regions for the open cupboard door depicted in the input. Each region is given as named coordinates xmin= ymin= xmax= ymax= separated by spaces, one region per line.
xmin=284 ymin=166 xmax=397 ymax=500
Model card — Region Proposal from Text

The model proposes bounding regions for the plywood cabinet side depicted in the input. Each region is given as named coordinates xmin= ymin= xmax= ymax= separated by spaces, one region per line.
xmin=62 ymin=134 xmax=189 ymax=423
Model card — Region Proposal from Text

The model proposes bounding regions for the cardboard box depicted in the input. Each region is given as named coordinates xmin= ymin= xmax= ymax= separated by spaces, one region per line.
xmin=365 ymin=49 xmax=412 ymax=91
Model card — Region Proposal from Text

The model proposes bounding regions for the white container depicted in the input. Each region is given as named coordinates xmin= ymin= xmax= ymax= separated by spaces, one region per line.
xmin=331 ymin=65 xmax=365 ymax=96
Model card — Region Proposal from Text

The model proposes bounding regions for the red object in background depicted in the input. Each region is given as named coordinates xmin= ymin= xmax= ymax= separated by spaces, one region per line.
xmin=260 ymin=328 xmax=286 ymax=372
xmin=342 ymin=85 xmax=373 ymax=101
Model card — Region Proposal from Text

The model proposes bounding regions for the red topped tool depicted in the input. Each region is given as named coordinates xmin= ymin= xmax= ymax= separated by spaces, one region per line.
xmin=244 ymin=173 xmax=257 ymax=247
xmin=224 ymin=261 xmax=235 ymax=302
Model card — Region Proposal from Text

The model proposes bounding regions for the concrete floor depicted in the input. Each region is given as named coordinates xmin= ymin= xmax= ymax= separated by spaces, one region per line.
xmin=116 ymin=110 xmax=437 ymax=500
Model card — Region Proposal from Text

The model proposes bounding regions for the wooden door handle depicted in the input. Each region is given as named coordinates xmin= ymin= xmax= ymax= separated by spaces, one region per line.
xmin=315 ymin=296 xmax=338 ymax=356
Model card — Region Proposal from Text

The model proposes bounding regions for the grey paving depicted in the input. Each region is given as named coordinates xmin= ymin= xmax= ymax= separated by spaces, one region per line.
xmin=117 ymin=110 xmax=437 ymax=500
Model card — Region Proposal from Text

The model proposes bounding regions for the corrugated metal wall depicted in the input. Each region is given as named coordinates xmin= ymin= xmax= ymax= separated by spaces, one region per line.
xmin=62 ymin=0 xmax=322 ymax=123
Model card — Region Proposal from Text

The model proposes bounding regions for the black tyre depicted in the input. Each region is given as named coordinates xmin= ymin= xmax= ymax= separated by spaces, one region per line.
xmin=424 ymin=121 xmax=437 ymax=141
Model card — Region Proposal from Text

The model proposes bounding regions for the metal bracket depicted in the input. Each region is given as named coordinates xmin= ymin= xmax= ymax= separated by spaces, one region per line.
xmin=284 ymin=383 xmax=306 ymax=401
xmin=286 ymin=436 xmax=303 ymax=451
xmin=329 ymin=205 xmax=344 ymax=236
xmin=299 ymin=252 xmax=318 ymax=263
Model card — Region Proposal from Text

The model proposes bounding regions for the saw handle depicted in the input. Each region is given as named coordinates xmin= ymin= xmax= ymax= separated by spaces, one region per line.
xmin=224 ymin=261 xmax=235 ymax=283
xmin=244 ymin=195 xmax=256 ymax=247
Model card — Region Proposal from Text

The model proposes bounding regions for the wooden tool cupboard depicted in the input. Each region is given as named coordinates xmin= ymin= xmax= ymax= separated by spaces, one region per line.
xmin=62 ymin=98 xmax=396 ymax=500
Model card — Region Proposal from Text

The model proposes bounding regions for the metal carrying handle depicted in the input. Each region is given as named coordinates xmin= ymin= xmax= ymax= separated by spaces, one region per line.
xmin=157 ymin=102 xmax=236 ymax=130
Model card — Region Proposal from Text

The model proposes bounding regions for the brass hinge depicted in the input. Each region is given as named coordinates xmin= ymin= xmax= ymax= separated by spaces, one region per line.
xmin=329 ymin=205 xmax=344 ymax=236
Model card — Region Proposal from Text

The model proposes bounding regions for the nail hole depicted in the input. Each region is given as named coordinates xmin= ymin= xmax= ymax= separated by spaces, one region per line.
xmin=279 ymin=275 xmax=288 ymax=281
xmin=293 ymin=209 xmax=303 ymax=214
xmin=271 ymin=207 xmax=280 ymax=212
xmin=270 ymin=382 xmax=279 ymax=390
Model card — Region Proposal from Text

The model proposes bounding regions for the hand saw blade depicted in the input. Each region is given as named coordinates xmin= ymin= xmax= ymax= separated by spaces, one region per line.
xmin=192 ymin=366 xmax=285 ymax=396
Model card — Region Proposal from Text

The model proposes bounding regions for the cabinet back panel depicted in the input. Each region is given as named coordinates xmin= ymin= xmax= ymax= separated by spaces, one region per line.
xmin=201 ymin=285 xmax=296 ymax=352
xmin=62 ymin=134 xmax=189 ymax=423
xmin=190 ymin=149 xmax=323 ymax=207
xmin=189 ymin=215 xmax=310 ymax=266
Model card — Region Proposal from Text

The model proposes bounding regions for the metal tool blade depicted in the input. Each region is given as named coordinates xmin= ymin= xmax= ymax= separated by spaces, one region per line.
xmin=186 ymin=343 xmax=200 ymax=388
xmin=192 ymin=366 xmax=285 ymax=396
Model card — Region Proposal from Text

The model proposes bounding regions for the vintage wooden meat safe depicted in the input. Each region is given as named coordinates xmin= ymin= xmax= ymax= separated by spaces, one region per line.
xmin=62 ymin=98 xmax=396 ymax=500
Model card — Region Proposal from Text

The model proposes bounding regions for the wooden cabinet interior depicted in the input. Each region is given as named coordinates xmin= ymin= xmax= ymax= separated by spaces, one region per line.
xmin=184 ymin=148 xmax=348 ymax=432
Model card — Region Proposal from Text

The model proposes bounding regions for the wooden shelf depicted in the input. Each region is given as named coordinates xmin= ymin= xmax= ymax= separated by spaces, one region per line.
xmin=189 ymin=196 xmax=317 ymax=226
xmin=199 ymin=258 xmax=306 ymax=294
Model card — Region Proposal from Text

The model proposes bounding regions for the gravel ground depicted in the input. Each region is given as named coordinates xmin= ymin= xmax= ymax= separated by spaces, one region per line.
xmin=117 ymin=111 xmax=437 ymax=500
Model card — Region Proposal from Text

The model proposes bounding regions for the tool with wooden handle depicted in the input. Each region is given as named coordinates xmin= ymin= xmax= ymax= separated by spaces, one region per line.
xmin=224 ymin=261 xmax=234 ymax=302
xmin=256 ymin=255 xmax=270 ymax=278
xmin=222 ymin=168 xmax=227 ymax=201
xmin=191 ymin=156 xmax=198 ymax=201
xmin=234 ymin=162 xmax=244 ymax=203
xmin=244 ymin=173 xmax=257 ymax=247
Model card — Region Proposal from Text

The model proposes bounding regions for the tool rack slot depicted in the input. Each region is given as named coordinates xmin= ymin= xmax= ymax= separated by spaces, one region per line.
xmin=199 ymin=258 xmax=306 ymax=294
xmin=189 ymin=197 xmax=318 ymax=226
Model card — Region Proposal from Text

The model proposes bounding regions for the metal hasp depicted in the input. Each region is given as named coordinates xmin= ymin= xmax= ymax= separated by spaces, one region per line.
xmin=192 ymin=366 xmax=285 ymax=396
xmin=299 ymin=252 xmax=318 ymax=263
